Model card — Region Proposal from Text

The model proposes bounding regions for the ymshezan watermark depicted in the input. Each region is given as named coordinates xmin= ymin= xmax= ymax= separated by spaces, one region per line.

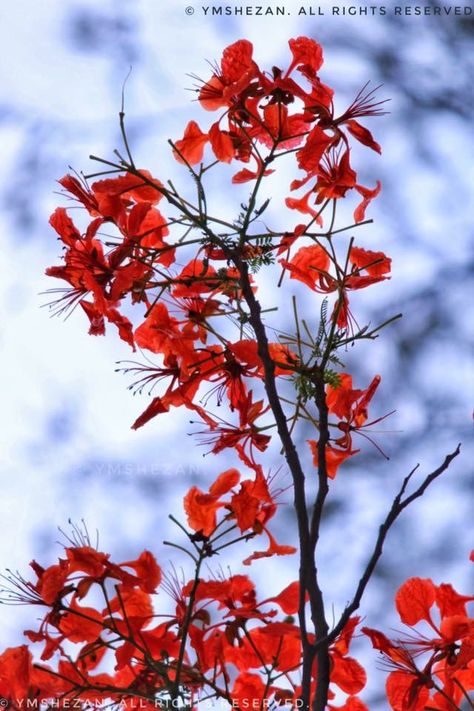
xmin=72 ymin=461 xmax=202 ymax=480
xmin=190 ymin=4 xmax=473 ymax=16
xmin=2 ymin=699 xmax=304 ymax=709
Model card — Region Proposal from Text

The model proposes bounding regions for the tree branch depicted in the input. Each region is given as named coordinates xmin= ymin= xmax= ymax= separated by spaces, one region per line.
xmin=327 ymin=444 xmax=461 ymax=645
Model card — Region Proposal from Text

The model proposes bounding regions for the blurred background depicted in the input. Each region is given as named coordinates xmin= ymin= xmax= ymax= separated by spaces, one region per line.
xmin=0 ymin=0 xmax=472 ymax=706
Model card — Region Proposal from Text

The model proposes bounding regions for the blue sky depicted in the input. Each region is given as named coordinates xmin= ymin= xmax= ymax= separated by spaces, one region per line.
xmin=0 ymin=2 xmax=472 ymax=703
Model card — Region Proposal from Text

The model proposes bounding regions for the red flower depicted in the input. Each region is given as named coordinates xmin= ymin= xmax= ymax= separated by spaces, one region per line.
xmin=199 ymin=39 xmax=258 ymax=112
xmin=309 ymin=441 xmax=359 ymax=479
xmin=0 ymin=646 xmax=33 ymax=701
xmin=231 ymin=671 xmax=267 ymax=709
xmin=209 ymin=121 xmax=235 ymax=162
xmin=287 ymin=36 xmax=324 ymax=75
xmin=363 ymin=576 xmax=474 ymax=711
xmin=296 ymin=125 xmax=334 ymax=175
xmin=91 ymin=169 xmax=164 ymax=206
xmin=184 ymin=487 xmax=226 ymax=537
xmin=174 ymin=120 xmax=209 ymax=165
xmin=328 ymin=373 xmax=383 ymax=452
xmin=59 ymin=598 xmax=103 ymax=644
xmin=119 ymin=550 xmax=162 ymax=593
xmin=243 ymin=528 xmax=296 ymax=566
xmin=184 ymin=468 xmax=240 ymax=537
xmin=326 ymin=373 xmax=381 ymax=430
xmin=347 ymin=245 xmax=391 ymax=286
xmin=261 ymin=581 xmax=301 ymax=614
xmin=279 ymin=244 xmax=330 ymax=291
xmin=134 ymin=302 xmax=195 ymax=360
xmin=308 ymin=374 xmax=382 ymax=478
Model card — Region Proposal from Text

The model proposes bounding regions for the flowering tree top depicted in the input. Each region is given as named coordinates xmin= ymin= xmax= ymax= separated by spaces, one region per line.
xmin=0 ymin=36 xmax=467 ymax=711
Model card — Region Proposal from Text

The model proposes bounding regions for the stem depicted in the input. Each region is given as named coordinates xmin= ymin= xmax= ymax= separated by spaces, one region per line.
xmin=310 ymin=375 xmax=331 ymax=711
xmin=173 ymin=546 xmax=205 ymax=699
xmin=234 ymin=255 xmax=324 ymax=710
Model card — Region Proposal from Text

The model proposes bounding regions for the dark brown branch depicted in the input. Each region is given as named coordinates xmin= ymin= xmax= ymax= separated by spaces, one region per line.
xmin=327 ymin=444 xmax=461 ymax=645
xmin=310 ymin=376 xmax=331 ymax=711
xmin=233 ymin=254 xmax=325 ymax=710
xmin=173 ymin=547 xmax=205 ymax=699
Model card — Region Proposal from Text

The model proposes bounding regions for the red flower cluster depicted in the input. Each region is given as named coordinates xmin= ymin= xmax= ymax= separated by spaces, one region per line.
xmin=280 ymin=245 xmax=391 ymax=331
xmin=45 ymin=38 xmax=390 ymax=480
xmin=363 ymin=574 xmax=474 ymax=710
xmin=46 ymin=171 xmax=172 ymax=348
xmin=0 ymin=485 xmax=368 ymax=710
xmin=179 ymin=37 xmax=385 ymax=224
xmin=183 ymin=466 xmax=295 ymax=565
xmin=309 ymin=373 xmax=382 ymax=478
xmin=2 ymin=559 xmax=471 ymax=710
xmin=0 ymin=543 xmax=164 ymax=705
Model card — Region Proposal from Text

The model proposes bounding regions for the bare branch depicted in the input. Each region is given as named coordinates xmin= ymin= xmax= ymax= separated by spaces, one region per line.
xmin=327 ymin=444 xmax=461 ymax=644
